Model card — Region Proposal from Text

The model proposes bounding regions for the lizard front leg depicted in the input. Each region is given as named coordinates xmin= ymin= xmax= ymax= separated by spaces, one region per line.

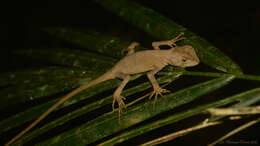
xmin=147 ymin=67 xmax=170 ymax=106
xmin=112 ymin=72 xmax=130 ymax=122
xmin=152 ymin=32 xmax=185 ymax=50
xmin=121 ymin=42 xmax=139 ymax=55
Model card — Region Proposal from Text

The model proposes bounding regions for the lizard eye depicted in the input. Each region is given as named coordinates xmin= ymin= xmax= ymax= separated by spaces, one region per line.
xmin=182 ymin=58 xmax=187 ymax=62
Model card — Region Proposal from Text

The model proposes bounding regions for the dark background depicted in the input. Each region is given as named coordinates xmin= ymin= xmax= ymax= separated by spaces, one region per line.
xmin=1 ymin=0 xmax=260 ymax=145
xmin=1 ymin=1 xmax=260 ymax=74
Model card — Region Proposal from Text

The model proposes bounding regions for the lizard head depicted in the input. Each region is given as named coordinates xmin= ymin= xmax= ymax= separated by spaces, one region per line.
xmin=170 ymin=45 xmax=200 ymax=67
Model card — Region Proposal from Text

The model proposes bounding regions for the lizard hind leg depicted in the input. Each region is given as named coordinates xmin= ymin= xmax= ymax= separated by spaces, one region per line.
xmin=112 ymin=72 xmax=130 ymax=123
xmin=121 ymin=41 xmax=140 ymax=55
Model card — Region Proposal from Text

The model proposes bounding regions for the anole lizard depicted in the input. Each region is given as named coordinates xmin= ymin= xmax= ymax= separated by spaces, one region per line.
xmin=6 ymin=33 xmax=200 ymax=145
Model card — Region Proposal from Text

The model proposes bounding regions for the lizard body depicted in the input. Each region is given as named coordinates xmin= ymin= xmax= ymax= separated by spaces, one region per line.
xmin=6 ymin=33 xmax=199 ymax=146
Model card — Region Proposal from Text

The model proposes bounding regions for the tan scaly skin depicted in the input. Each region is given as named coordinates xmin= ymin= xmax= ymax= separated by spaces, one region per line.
xmin=6 ymin=33 xmax=200 ymax=146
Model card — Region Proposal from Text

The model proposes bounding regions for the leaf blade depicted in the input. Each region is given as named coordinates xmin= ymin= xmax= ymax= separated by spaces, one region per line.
xmin=94 ymin=0 xmax=242 ymax=74
xmin=101 ymin=87 xmax=260 ymax=145
xmin=12 ymin=73 xmax=182 ymax=145
xmin=37 ymin=76 xmax=234 ymax=146
xmin=14 ymin=48 xmax=116 ymax=70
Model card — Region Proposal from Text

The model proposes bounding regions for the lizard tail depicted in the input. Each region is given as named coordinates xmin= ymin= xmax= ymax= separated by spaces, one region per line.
xmin=5 ymin=71 xmax=115 ymax=146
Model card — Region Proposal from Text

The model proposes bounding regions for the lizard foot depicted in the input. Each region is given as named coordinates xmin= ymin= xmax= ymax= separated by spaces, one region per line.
xmin=170 ymin=32 xmax=186 ymax=47
xmin=149 ymin=87 xmax=170 ymax=107
xmin=112 ymin=95 xmax=126 ymax=123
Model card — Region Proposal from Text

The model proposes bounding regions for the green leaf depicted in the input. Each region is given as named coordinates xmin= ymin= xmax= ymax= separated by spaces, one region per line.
xmin=99 ymin=87 xmax=260 ymax=145
xmin=94 ymin=0 xmax=242 ymax=74
xmin=37 ymin=76 xmax=234 ymax=146
xmin=0 ymin=67 xmax=91 ymax=87
xmin=44 ymin=28 xmax=145 ymax=58
xmin=0 ymin=78 xmax=120 ymax=135
xmin=3 ymin=1 xmax=259 ymax=145
xmin=12 ymin=72 xmax=182 ymax=145
xmin=14 ymin=48 xmax=116 ymax=70
xmin=0 ymin=67 xmax=97 ymax=111
xmin=208 ymin=87 xmax=260 ymax=122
